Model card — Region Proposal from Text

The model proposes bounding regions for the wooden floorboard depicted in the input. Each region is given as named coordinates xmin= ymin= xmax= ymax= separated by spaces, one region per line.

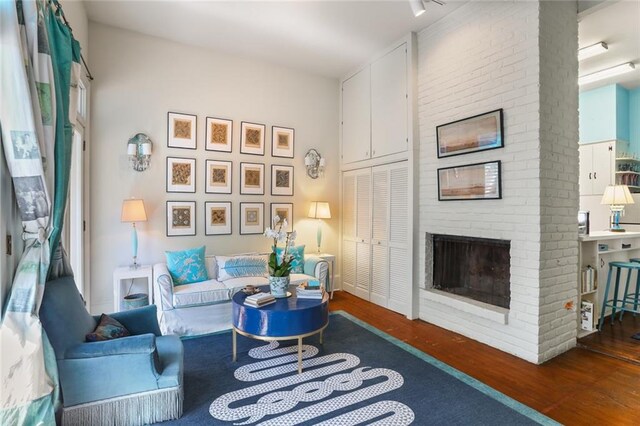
xmin=578 ymin=314 xmax=640 ymax=365
xmin=329 ymin=291 xmax=640 ymax=425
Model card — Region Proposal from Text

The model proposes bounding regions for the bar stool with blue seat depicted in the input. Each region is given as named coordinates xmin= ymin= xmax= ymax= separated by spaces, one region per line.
xmin=599 ymin=261 xmax=640 ymax=330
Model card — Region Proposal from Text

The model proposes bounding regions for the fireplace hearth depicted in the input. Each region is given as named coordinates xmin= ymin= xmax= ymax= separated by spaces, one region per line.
xmin=431 ymin=234 xmax=510 ymax=309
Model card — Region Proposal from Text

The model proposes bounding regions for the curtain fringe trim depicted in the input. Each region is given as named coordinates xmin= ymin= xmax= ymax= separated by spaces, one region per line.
xmin=62 ymin=386 xmax=182 ymax=426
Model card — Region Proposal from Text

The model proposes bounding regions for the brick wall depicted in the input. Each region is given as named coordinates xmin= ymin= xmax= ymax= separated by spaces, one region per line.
xmin=417 ymin=1 xmax=578 ymax=363
xmin=538 ymin=0 xmax=579 ymax=362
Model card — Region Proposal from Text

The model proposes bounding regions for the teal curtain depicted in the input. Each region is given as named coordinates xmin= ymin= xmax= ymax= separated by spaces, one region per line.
xmin=0 ymin=0 xmax=80 ymax=423
xmin=47 ymin=0 xmax=80 ymax=278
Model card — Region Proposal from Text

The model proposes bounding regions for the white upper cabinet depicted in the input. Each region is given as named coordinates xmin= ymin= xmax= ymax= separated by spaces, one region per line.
xmin=341 ymin=42 xmax=409 ymax=166
xmin=342 ymin=67 xmax=371 ymax=164
xmin=371 ymin=44 xmax=408 ymax=159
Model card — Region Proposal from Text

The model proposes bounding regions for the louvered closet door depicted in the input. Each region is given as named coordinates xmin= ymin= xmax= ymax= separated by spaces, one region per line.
xmin=370 ymin=166 xmax=389 ymax=307
xmin=341 ymin=172 xmax=357 ymax=294
xmin=387 ymin=162 xmax=409 ymax=315
xmin=354 ymin=169 xmax=371 ymax=299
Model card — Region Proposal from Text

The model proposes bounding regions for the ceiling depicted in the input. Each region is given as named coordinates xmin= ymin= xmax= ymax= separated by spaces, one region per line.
xmin=579 ymin=0 xmax=640 ymax=91
xmin=84 ymin=0 xmax=466 ymax=79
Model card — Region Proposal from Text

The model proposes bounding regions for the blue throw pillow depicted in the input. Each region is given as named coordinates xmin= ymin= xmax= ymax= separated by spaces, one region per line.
xmin=276 ymin=245 xmax=305 ymax=274
xmin=86 ymin=314 xmax=131 ymax=342
xmin=165 ymin=246 xmax=209 ymax=285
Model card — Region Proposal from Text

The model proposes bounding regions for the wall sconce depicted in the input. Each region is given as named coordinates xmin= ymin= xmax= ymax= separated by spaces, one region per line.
xmin=304 ymin=149 xmax=325 ymax=179
xmin=127 ymin=133 xmax=153 ymax=172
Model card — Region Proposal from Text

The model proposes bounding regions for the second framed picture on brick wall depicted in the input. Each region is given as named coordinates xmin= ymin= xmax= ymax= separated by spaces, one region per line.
xmin=205 ymin=160 xmax=232 ymax=194
xmin=205 ymin=202 xmax=232 ymax=235
xmin=271 ymin=164 xmax=294 ymax=196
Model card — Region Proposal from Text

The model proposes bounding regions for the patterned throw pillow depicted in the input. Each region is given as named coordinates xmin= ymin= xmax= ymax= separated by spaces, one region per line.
xmin=165 ymin=246 xmax=209 ymax=285
xmin=86 ymin=314 xmax=131 ymax=342
xmin=276 ymin=245 xmax=305 ymax=274
xmin=216 ymin=255 xmax=268 ymax=281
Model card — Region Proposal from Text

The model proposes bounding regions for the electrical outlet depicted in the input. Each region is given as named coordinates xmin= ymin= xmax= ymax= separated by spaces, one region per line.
xmin=6 ymin=234 xmax=12 ymax=256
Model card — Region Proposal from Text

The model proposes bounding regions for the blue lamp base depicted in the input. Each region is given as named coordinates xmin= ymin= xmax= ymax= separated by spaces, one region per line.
xmin=316 ymin=219 xmax=323 ymax=254
xmin=611 ymin=209 xmax=625 ymax=232
xmin=131 ymin=223 xmax=139 ymax=268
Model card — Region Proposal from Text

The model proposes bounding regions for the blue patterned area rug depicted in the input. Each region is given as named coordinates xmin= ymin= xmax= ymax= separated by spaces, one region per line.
xmin=162 ymin=311 xmax=557 ymax=425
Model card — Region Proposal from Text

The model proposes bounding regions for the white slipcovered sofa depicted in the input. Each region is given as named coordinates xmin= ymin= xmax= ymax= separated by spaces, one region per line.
xmin=153 ymin=253 xmax=328 ymax=336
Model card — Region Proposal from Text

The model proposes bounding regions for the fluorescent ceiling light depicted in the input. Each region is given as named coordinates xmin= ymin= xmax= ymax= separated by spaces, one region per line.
xmin=410 ymin=0 xmax=426 ymax=17
xmin=578 ymin=42 xmax=608 ymax=61
xmin=579 ymin=62 xmax=636 ymax=85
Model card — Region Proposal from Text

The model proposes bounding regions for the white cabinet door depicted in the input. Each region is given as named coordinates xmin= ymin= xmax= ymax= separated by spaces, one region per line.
xmin=371 ymin=166 xmax=389 ymax=242
xmin=370 ymin=244 xmax=389 ymax=307
xmin=371 ymin=44 xmax=408 ymax=159
xmin=342 ymin=240 xmax=356 ymax=294
xmin=342 ymin=172 xmax=356 ymax=239
xmin=342 ymin=68 xmax=371 ymax=164
xmin=356 ymin=170 xmax=372 ymax=244
xmin=579 ymin=145 xmax=594 ymax=195
xmin=388 ymin=163 xmax=409 ymax=314
xmin=591 ymin=142 xmax=614 ymax=195
xmin=355 ymin=242 xmax=371 ymax=300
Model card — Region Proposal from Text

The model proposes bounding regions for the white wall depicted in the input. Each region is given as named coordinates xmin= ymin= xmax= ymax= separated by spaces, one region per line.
xmin=417 ymin=1 xmax=578 ymax=363
xmin=88 ymin=23 xmax=340 ymax=314
xmin=1 ymin=0 xmax=88 ymax=308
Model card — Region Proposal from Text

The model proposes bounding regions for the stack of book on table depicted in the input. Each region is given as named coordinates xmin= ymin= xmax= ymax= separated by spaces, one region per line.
xmin=244 ymin=292 xmax=276 ymax=308
xmin=296 ymin=281 xmax=324 ymax=299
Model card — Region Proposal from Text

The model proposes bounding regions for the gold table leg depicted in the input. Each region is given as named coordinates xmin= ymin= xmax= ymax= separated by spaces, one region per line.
xmin=232 ymin=328 xmax=237 ymax=362
xmin=320 ymin=329 xmax=324 ymax=344
xmin=298 ymin=336 xmax=303 ymax=374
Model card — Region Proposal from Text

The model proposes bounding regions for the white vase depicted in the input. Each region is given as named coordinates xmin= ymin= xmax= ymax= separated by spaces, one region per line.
xmin=269 ymin=276 xmax=290 ymax=298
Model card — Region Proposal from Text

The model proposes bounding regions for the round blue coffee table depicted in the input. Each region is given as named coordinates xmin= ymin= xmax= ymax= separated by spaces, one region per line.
xmin=232 ymin=286 xmax=329 ymax=373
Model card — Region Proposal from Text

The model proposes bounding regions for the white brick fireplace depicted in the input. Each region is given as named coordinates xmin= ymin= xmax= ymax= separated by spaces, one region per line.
xmin=416 ymin=1 xmax=579 ymax=364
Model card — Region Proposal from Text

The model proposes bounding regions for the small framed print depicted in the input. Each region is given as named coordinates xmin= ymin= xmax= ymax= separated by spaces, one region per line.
xmin=205 ymin=160 xmax=232 ymax=194
xmin=437 ymin=160 xmax=502 ymax=201
xmin=240 ymin=162 xmax=265 ymax=195
xmin=271 ymin=126 xmax=294 ymax=158
xmin=240 ymin=121 xmax=265 ymax=156
xmin=205 ymin=117 xmax=233 ymax=152
xmin=240 ymin=202 xmax=264 ymax=235
xmin=271 ymin=164 xmax=294 ymax=196
xmin=167 ymin=157 xmax=196 ymax=193
xmin=271 ymin=203 xmax=293 ymax=232
xmin=167 ymin=201 xmax=196 ymax=236
xmin=436 ymin=109 xmax=504 ymax=158
xmin=167 ymin=112 xmax=197 ymax=149
xmin=205 ymin=201 xmax=232 ymax=235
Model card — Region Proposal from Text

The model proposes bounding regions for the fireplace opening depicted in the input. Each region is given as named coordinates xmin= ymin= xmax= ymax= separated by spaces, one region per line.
xmin=432 ymin=234 xmax=511 ymax=309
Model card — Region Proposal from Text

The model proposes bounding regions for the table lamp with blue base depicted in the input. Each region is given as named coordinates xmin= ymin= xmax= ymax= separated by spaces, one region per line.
xmin=121 ymin=198 xmax=148 ymax=269
xmin=308 ymin=201 xmax=331 ymax=253
xmin=601 ymin=185 xmax=634 ymax=232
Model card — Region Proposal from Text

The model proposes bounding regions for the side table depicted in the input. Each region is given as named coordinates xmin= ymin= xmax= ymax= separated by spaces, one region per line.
xmin=316 ymin=253 xmax=336 ymax=299
xmin=113 ymin=265 xmax=153 ymax=311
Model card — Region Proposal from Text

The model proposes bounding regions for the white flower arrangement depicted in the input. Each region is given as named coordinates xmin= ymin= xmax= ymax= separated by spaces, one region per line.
xmin=264 ymin=215 xmax=297 ymax=277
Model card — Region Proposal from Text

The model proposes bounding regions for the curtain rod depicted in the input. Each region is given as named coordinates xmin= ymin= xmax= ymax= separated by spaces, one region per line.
xmin=51 ymin=0 xmax=94 ymax=81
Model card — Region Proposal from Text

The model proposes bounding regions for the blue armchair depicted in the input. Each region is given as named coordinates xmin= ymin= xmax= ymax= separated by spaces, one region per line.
xmin=40 ymin=276 xmax=183 ymax=425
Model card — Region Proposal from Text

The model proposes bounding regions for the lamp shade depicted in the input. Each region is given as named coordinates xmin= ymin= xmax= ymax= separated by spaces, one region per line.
xmin=601 ymin=185 xmax=635 ymax=206
xmin=308 ymin=201 xmax=331 ymax=219
xmin=121 ymin=199 xmax=148 ymax=222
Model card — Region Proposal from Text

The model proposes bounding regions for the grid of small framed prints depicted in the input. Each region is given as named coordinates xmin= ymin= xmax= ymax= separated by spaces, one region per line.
xmin=165 ymin=111 xmax=295 ymax=237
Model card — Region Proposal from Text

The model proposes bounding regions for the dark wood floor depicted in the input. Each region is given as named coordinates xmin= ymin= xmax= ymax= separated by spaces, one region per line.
xmin=329 ymin=291 xmax=640 ymax=425
xmin=579 ymin=314 xmax=640 ymax=365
